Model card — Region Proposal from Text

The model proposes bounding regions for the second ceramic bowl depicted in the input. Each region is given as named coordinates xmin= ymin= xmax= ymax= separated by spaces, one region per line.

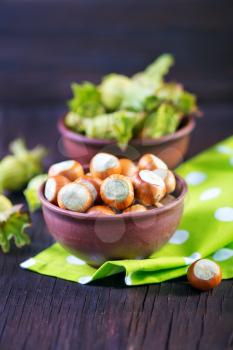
xmin=58 ymin=115 xmax=195 ymax=169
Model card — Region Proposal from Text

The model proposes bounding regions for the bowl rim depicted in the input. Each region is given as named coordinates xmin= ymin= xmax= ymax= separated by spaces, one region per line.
xmin=38 ymin=174 xmax=188 ymax=221
xmin=58 ymin=114 xmax=196 ymax=146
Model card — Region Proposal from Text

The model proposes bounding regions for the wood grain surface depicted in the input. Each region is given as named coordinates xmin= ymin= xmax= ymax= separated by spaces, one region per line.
xmin=0 ymin=0 xmax=233 ymax=349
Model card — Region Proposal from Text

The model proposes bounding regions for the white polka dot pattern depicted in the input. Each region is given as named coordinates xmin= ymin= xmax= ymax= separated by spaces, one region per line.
xmin=185 ymin=172 xmax=207 ymax=185
xmin=66 ymin=255 xmax=86 ymax=265
xmin=125 ymin=275 xmax=132 ymax=285
xmin=214 ymin=207 xmax=233 ymax=222
xmin=216 ymin=145 xmax=233 ymax=155
xmin=213 ymin=248 xmax=233 ymax=261
xmin=20 ymin=258 xmax=36 ymax=268
xmin=184 ymin=252 xmax=201 ymax=265
xmin=169 ymin=230 xmax=189 ymax=244
xmin=200 ymin=188 xmax=221 ymax=201
xmin=78 ymin=276 xmax=93 ymax=284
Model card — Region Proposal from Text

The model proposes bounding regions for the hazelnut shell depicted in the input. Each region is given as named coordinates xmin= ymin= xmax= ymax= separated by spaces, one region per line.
xmin=90 ymin=153 xmax=121 ymax=180
xmin=100 ymin=174 xmax=134 ymax=210
xmin=48 ymin=160 xmax=84 ymax=181
xmin=187 ymin=259 xmax=222 ymax=291
xmin=138 ymin=154 xmax=168 ymax=171
xmin=44 ymin=175 xmax=70 ymax=204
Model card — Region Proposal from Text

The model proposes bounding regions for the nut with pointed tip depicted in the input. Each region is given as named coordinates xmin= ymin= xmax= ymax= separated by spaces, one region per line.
xmin=123 ymin=204 xmax=147 ymax=214
xmin=100 ymin=174 xmax=134 ymax=210
xmin=153 ymin=169 xmax=176 ymax=193
xmin=75 ymin=175 xmax=101 ymax=202
xmin=48 ymin=160 xmax=84 ymax=181
xmin=187 ymin=259 xmax=222 ymax=291
xmin=57 ymin=182 xmax=93 ymax=212
xmin=90 ymin=153 xmax=121 ymax=180
xmin=87 ymin=205 xmax=115 ymax=215
xmin=132 ymin=170 xmax=166 ymax=206
xmin=44 ymin=175 xmax=70 ymax=204
xmin=119 ymin=158 xmax=138 ymax=177
xmin=138 ymin=154 xmax=168 ymax=171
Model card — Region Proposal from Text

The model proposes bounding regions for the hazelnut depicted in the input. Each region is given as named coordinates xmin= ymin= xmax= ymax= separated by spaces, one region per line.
xmin=75 ymin=175 xmax=101 ymax=202
xmin=187 ymin=259 xmax=222 ymax=291
xmin=133 ymin=170 xmax=166 ymax=206
xmin=90 ymin=153 xmax=121 ymax=180
xmin=48 ymin=160 xmax=84 ymax=181
xmin=123 ymin=204 xmax=147 ymax=213
xmin=153 ymin=169 xmax=176 ymax=193
xmin=119 ymin=158 xmax=138 ymax=177
xmin=57 ymin=182 xmax=93 ymax=212
xmin=160 ymin=194 xmax=176 ymax=205
xmin=87 ymin=205 xmax=115 ymax=215
xmin=100 ymin=174 xmax=134 ymax=210
xmin=44 ymin=175 xmax=70 ymax=204
xmin=138 ymin=154 xmax=167 ymax=171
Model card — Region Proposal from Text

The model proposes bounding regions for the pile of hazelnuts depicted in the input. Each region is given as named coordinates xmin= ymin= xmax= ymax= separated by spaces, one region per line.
xmin=44 ymin=153 xmax=177 ymax=215
xmin=44 ymin=153 xmax=223 ymax=291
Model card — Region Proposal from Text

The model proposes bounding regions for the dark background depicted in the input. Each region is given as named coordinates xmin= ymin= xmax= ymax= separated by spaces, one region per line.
xmin=0 ymin=1 xmax=233 ymax=349
xmin=0 ymin=0 xmax=233 ymax=105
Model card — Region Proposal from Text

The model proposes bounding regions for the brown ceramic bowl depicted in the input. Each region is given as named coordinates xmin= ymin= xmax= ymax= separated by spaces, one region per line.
xmin=58 ymin=115 xmax=195 ymax=169
xmin=39 ymin=174 xmax=187 ymax=267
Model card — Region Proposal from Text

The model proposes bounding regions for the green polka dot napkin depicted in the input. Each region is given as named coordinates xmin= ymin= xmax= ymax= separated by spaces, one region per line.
xmin=20 ymin=136 xmax=233 ymax=286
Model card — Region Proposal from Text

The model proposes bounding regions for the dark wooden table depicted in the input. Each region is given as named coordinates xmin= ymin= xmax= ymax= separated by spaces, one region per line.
xmin=1 ymin=0 xmax=233 ymax=348
xmin=0 ymin=103 xmax=233 ymax=350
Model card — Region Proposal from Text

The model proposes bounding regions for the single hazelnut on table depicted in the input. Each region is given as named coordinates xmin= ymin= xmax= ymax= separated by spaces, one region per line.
xmin=48 ymin=160 xmax=84 ymax=181
xmin=119 ymin=158 xmax=138 ymax=177
xmin=187 ymin=259 xmax=222 ymax=291
xmin=57 ymin=182 xmax=93 ymax=212
xmin=90 ymin=153 xmax=121 ymax=180
xmin=44 ymin=175 xmax=70 ymax=204
xmin=153 ymin=169 xmax=176 ymax=194
xmin=87 ymin=205 xmax=115 ymax=215
xmin=100 ymin=174 xmax=134 ymax=210
xmin=123 ymin=204 xmax=147 ymax=213
xmin=138 ymin=154 xmax=168 ymax=171
xmin=75 ymin=175 xmax=101 ymax=202
xmin=132 ymin=170 xmax=166 ymax=206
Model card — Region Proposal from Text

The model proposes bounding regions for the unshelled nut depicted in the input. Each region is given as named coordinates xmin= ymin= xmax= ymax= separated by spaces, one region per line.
xmin=100 ymin=174 xmax=134 ymax=210
xmin=187 ymin=259 xmax=222 ymax=291
xmin=153 ymin=169 xmax=176 ymax=194
xmin=87 ymin=205 xmax=115 ymax=215
xmin=123 ymin=204 xmax=147 ymax=213
xmin=119 ymin=158 xmax=138 ymax=177
xmin=48 ymin=160 xmax=84 ymax=181
xmin=44 ymin=175 xmax=70 ymax=204
xmin=90 ymin=153 xmax=121 ymax=180
xmin=138 ymin=154 xmax=167 ymax=171
xmin=160 ymin=194 xmax=176 ymax=205
xmin=132 ymin=170 xmax=166 ymax=206
xmin=75 ymin=175 xmax=101 ymax=202
xmin=57 ymin=182 xmax=93 ymax=212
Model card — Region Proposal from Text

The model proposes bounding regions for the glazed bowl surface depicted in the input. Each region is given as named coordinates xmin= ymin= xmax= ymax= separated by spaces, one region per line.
xmin=39 ymin=174 xmax=187 ymax=267
xmin=58 ymin=115 xmax=195 ymax=169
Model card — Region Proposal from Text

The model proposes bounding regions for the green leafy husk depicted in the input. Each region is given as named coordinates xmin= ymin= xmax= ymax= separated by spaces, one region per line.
xmin=24 ymin=174 xmax=47 ymax=213
xmin=141 ymin=103 xmax=182 ymax=138
xmin=66 ymin=111 xmax=145 ymax=150
xmin=0 ymin=139 xmax=47 ymax=193
xmin=65 ymin=54 xmax=199 ymax=148
xmin=68 ymin=82 xmax=105 ymax=117
xmin=0 ymin=195 xmax=30 ymax=253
